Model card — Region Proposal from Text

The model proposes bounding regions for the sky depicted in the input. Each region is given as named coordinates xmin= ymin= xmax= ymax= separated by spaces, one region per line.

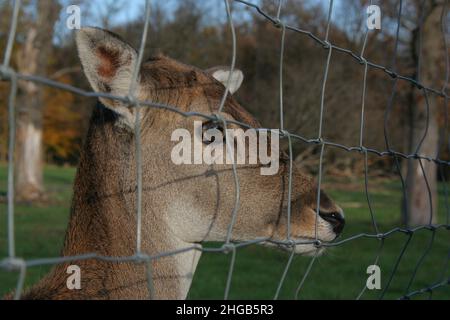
xmin=81 ymin=0 xmax=225 ymax=27
xmin=34 ymin=0 xmax=415 ymax=47
xmin=64 ymin=0 xmax=358 ymax=32
xmin=53 ymin=0 xmax=258 ymax=43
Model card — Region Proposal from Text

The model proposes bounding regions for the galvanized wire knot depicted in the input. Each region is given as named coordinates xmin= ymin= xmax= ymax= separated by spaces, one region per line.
xmin=403 ymin=229 xmax=414 ymax=236
xmin=0 ymin=257 xmax=26 ymax=271
xmin=134 ymin=252 xmax=150 ymax=263
xmin=359 ymin=56 xmax=368 ymax=65
xmin=285 ymin=239 xmax=296 ymax=249
xmin=314 ymin=137 xmax=324 ymax=145
xmin=126 ymin=94 xmax=139 ymax=107
xmin=221 ymin=243 xmax=236 ymax=254
xmin=280 ymin=129 xmax=290 ymax=139
xmin=213 ymin=113 xmax=226 ymax=124
xmin=0 ymin=65 xmax=15 ymax=80
xmin=386 ymin=70 xmax=398 ymax=79
xmin=313 ymin=239 xmax=322 ymax=247
xmin=273 ymin=18 xmax=283 ymax=29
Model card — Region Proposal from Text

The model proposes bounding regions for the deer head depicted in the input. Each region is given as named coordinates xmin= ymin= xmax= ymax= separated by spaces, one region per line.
xmin=20 ymin=27 xmax=344 ymax=300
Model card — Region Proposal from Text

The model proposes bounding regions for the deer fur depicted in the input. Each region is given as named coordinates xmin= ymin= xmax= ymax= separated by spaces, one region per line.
xmin=15 ymin=27 xmax=344 ymax=300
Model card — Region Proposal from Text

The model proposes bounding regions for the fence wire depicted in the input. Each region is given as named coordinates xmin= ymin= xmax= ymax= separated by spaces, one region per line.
xmin=0 ymin=0 xmax=449 ymax=300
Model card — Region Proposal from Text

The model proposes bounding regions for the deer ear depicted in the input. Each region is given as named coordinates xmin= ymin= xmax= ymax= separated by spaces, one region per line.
xmin=76 ymin=27 xmax=139 ymax=126
xmin=206 ymin=67 xmax=244 ymax=94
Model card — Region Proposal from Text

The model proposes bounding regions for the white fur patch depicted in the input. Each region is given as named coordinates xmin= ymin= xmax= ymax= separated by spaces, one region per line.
xmin=174 ymin=244 xmax=202 ymax=299
xmin=209 ymin=68 xmax=244 ymax=94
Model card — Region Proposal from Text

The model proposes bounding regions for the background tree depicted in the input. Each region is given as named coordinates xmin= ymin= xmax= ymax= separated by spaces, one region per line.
xmin=404 ymin=0 xmax=448 ymax=225
xmin=15 ymin=1 xmax=61 ymax=202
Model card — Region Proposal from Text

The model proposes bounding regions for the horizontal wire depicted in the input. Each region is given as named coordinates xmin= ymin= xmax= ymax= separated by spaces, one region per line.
xmin=1 ymin=224 xmax=447 ymax=271
xmin=0 ymin=70 xmax=447 ymax=166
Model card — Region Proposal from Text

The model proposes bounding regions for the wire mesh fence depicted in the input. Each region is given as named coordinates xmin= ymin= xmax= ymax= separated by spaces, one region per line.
xmin=0 ymin=0 xmax=449 ymax=300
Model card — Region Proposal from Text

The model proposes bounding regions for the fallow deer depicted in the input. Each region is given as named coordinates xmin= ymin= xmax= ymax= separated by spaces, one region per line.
xmin=15 ymin=27 xmax=344 ymax=299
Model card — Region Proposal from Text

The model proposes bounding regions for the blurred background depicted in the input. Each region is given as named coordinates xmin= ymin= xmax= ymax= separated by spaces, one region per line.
xmin=0 ymin=0 xmax=449 ymax=299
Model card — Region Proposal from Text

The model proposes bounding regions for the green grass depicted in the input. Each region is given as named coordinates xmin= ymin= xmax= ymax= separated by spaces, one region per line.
xmin=0 ymin=164 xmax=449 ymax=299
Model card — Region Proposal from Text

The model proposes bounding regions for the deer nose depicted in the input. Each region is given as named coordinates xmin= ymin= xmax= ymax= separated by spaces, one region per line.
xmin=319 ymin=210 xmax=345 ymax=235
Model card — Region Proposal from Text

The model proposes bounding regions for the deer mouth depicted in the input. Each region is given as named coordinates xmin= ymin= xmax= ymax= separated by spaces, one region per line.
xmin=262 ymin=237 xmax=329 ymax=256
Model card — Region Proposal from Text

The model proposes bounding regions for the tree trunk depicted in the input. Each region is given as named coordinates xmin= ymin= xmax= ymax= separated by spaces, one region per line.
xmin=15 ymin=1 xmax=60 ymax=202
xmin=404 ymin=3 xmax=445 ymax=226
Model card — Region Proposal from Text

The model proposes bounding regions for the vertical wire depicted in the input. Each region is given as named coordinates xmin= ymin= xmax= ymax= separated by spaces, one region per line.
xmin=401 ymin=91 xmax=437 ymax=294
xmin=296 ymin=0 xmax=334 ymax=299
xmin=145 ymin=259 xmax=155 ymax=300
xmin=3 ymin=0 xmax=27 ymax=301
xmin=314 ymin=0 xmax=334 ymax=240
xmin=314 ymin=143 xmax=325 ymax=239
xmin=3 ymin=0 xmax=22 ymax=260
xmin=6 ymin=74 xmax=18 ymax=258
xmin=13 ymin=261 xmax=26 ymax=300
xmin=275 ymin=0 xmax=292 ymax=241
xmin=220 ymin=0 xmax=240 ymax=295
xmin=383 ymin=0 xmax=408 ymax=226
xmin=380 ymin=0 xmax=412 ymax=299
xmin=274 ymin=0 xmax=296 ymax=299
xmin=285 ymin=132 xmax=293 ymax=240
xmin=2 ymin=0 xmax=21 ymax=67
xmin=415 ymin=0 xmax=427 ymax=84
xmin=278 ymin=25 xmax=285 ymax=130
xmin=380 ymin=233 xmax=413 ymax=299
xmin=356 ymin=1 xmax=384 ymax=298
xmin=221 ymin=122 xmax=240 ymax=298
xmin=382 ymin=0 xmax=428 ymax=297
xmin=294 ymin=251 xmax=319 ymax=299
xmin=275 ymin=0 xmax=283 ymax=20
xmin=358 ymin=59 xmax=379 ymax=232
xmin=222 ymin=119 xmax=241 ymax=244
xmin=438 ymin=250 xmax=450 ymax=287
xmin=217 ymin=0 xmax=241 ymax=246
xmin=218 ymin=0 xmax=237 ymax=113
xmin=358 ymin=62 xmax=368 ymax=148
xmin=317 ymin=47 xmax=333 ymax=139
xmin=358 ymin=0 xmax=372 ymax=59
xmin=129 ymin=0 xmax=151 ymax=255
xmin=356 ymin=238 xmax=384 ymax=299
xmin=273 ymin=248 xmax=295 ymax=300
xmin=223 ymin=245 xmax=236 ymax=300
xmin=404 ymin=229 xmax=436 ymax=294
xmin=363 ymin=152 xmax=379 ymax=235
xmin=324 ymin=0 xmax=334 ymax=42
xmin=435 ymin=6 xmax=450 ymax=297
xmin=126 ymin=0 xmax=151 ymax=297
xmin=438 ymin=0 xmax=449 ymax=227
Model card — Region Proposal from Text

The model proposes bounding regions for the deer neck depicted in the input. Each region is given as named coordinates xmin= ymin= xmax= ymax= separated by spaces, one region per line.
xmin=21 ymin=105 xmax=201 ymax=300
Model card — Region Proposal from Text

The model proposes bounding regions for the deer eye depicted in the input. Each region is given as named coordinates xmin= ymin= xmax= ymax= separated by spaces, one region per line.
xmin=202 ymin=120 xmax=225 ymax=145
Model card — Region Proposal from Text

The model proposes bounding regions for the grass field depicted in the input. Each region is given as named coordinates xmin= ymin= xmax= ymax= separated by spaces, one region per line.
xmin=0 ymin=164 xmax=449 ymax=299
